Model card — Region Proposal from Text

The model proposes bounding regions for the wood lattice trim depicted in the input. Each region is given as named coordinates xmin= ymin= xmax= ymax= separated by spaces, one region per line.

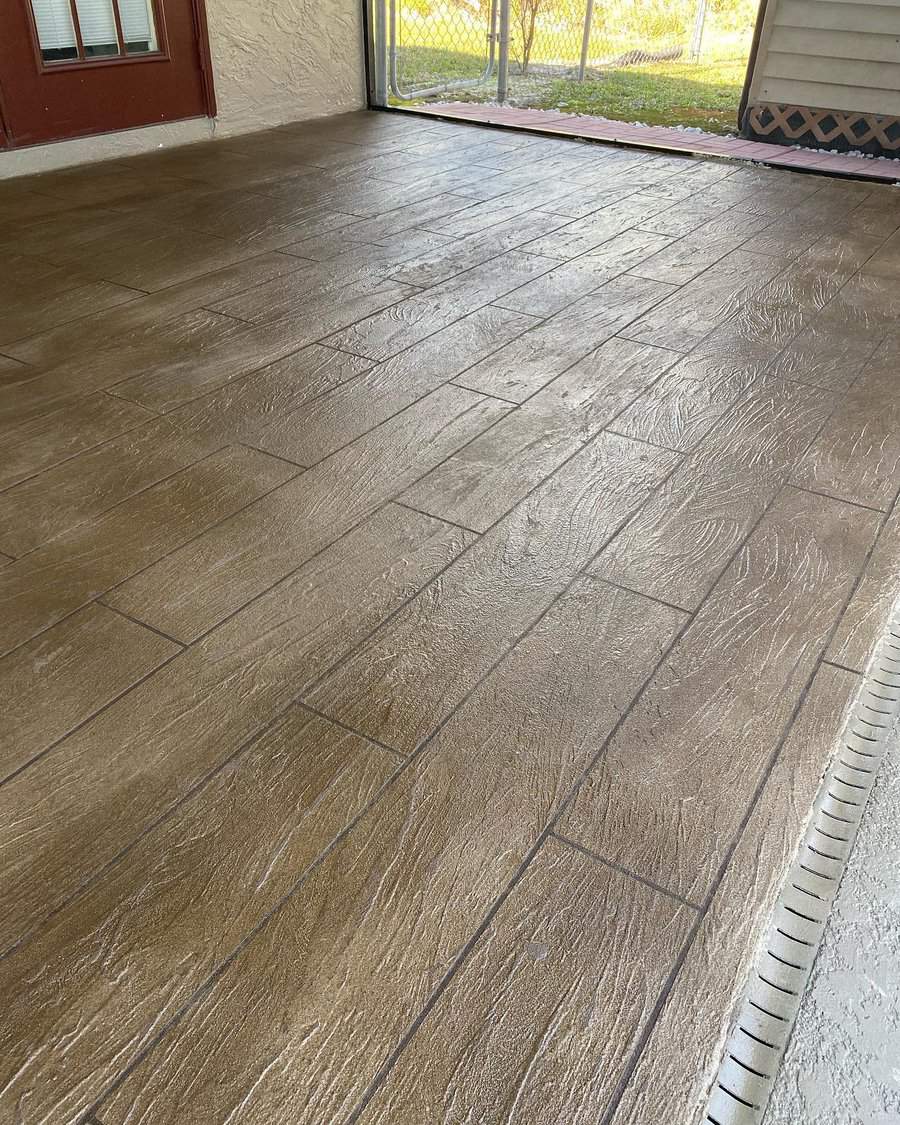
xmin=745 ymin=102 xmax=900 ymax=156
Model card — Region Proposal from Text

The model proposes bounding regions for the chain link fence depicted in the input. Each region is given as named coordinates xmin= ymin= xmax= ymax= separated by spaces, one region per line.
xmin=389 ymin=0 xmax=497 ymax=98
xmin=385 ymin=0 xmax=756 ymax=134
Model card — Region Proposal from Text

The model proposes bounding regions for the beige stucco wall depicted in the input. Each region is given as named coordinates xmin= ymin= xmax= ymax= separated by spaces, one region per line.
xmin=208 ymin=0 xmax=366 ymax=134
xmin=0 ymin=0 xmax=367 ymax=177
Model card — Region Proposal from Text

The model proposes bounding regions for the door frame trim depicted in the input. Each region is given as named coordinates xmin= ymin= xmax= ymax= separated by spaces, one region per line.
xmin=0 ymin=78 xmax=11 ymax=149
xmin=191 ymin=0 xmax=217 ymax=118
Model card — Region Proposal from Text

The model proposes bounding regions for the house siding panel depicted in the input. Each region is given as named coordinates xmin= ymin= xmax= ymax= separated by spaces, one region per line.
xmin=750 ymin=0 xmax=900 ymax=117
xmin=744 ymin=0 xmax=900 ymax=153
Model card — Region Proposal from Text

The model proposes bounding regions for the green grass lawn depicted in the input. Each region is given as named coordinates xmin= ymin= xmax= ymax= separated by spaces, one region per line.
xmin=535 ymin=57 xmax=747 ymax=132
xmin=397 ymin=44 xmax=489 ymax=87
xmin=396 ymin=48 xmax=748 ymax=134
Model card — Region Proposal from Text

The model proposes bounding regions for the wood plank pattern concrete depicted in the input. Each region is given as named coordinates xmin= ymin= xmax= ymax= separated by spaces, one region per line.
xmin=0 ymin=109 xmax=898 ymax=1125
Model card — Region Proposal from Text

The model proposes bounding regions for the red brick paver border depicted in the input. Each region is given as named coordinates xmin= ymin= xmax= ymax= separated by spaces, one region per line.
xmin=412 ymin=102 xmax=900 ymax=183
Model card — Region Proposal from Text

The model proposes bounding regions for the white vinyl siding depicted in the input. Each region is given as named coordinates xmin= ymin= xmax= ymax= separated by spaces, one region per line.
xmin=749 ymin=0 xmax=900 ymax=117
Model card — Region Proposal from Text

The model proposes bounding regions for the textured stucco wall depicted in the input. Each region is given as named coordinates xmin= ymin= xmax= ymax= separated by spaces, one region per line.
xmin=206 ymin=0 xmax=366 ymax=135
xmin=0 ymin=0 xmax=366 ymax=176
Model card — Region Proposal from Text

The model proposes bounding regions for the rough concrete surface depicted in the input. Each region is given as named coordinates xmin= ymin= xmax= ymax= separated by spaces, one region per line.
xmin=768 ymin=726 xmax=900 ymax=1125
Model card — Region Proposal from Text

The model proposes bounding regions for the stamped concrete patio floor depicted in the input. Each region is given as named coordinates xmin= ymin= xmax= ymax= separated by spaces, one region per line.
xmin=2 ymin=110 xmax=900 ymax=1125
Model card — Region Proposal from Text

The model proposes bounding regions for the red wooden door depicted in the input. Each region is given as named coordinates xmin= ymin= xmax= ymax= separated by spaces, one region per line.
xmin=0 ymin=0 xmax=214 ymax=148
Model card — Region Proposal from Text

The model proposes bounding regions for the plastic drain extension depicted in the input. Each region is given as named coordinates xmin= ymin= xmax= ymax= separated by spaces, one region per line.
xmin=704 ymin=599 xmax=900 ymax=1125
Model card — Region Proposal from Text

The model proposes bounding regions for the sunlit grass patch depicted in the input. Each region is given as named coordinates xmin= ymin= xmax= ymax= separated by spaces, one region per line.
xmin=538 ymin=56 xmax=747 ymax=132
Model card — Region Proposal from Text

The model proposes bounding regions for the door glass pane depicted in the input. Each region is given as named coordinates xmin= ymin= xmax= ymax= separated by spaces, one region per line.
xmin=74 ymin=0 xmax=120 ymax=57
xmin=30 ymin=0 xmax=79 ymax=62
xmin=119 ymin=0 xmax=159 ymax=53
xmin=31 ymin=0 xmax=160 ymax=62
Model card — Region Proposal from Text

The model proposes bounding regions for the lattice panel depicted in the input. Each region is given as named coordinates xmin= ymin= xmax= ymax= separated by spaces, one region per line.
xmin=746 ymin=101 xmax=900 ymax=154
